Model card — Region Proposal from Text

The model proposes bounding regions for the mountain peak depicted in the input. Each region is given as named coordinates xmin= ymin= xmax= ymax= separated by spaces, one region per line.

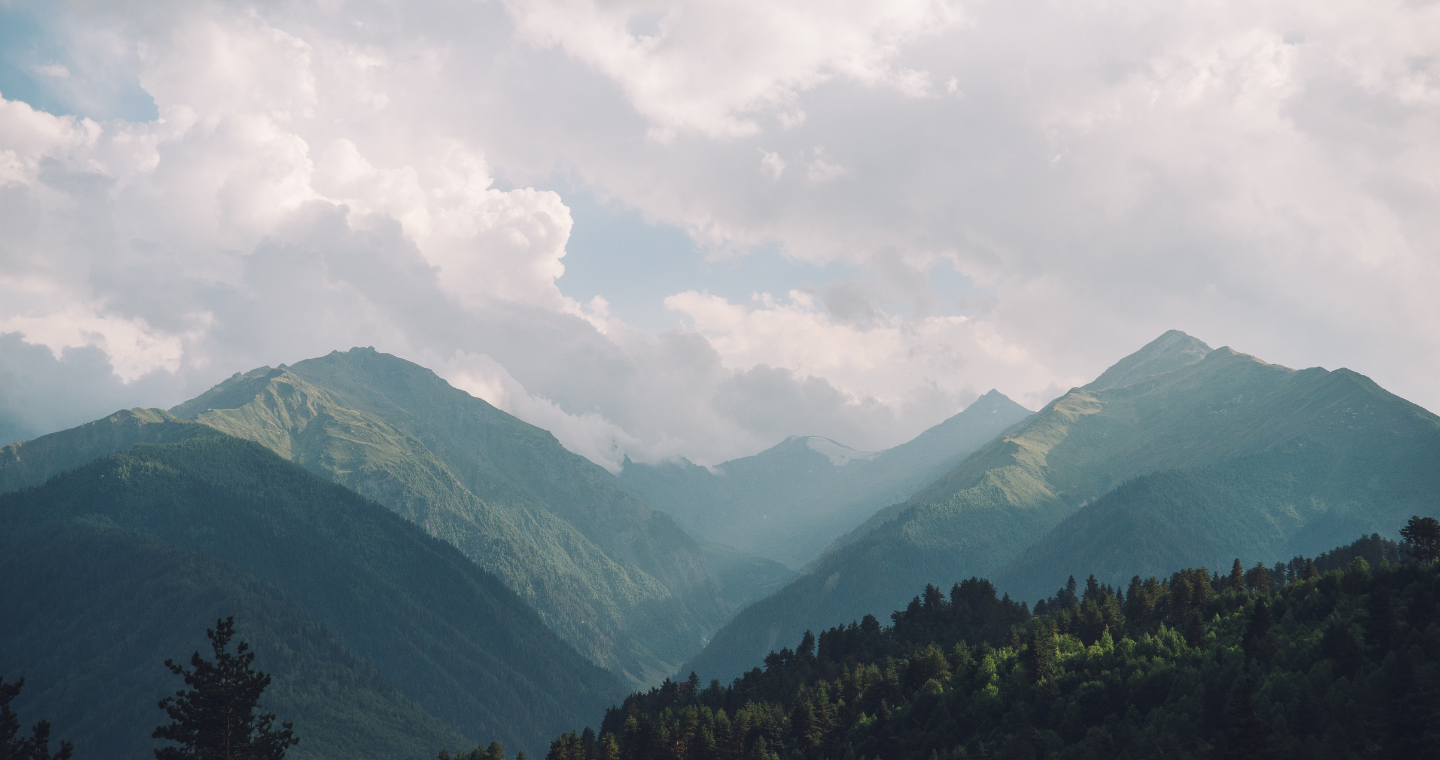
xmin=1085 ymin=330 xmax=1213 ymax=391
xmin=805 ymin=436 xmax=878 ymax=467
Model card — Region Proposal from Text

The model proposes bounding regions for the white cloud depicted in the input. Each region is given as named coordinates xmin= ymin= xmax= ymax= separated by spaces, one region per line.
xmin=32 ymin=63 xmax=71 ymax=78
xmin=1 ymin=0 xmax=1438 ymax=472
xmin=804 ymin=146 xmax=850 ymax=183
xmin=758 ymin=150 xmax=786 ymax=180
xmin=501 ymin=0 xmax=963 ymax=138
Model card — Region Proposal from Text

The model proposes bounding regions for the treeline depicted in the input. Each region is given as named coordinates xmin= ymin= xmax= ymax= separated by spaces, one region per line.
xmin=532 ymin=530 xmax=1440 ymax=760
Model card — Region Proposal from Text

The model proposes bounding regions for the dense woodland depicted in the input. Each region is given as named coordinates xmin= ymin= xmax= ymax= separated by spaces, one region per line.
xmin=529 ymin=532 xmax=1440 ymax=760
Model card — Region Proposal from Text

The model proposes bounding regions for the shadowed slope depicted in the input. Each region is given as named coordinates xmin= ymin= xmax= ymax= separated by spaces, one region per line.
xmin=0 ymin=518 xmax=466 ymax=760
xmin=0 ymin=436 xmax=622 ymax=755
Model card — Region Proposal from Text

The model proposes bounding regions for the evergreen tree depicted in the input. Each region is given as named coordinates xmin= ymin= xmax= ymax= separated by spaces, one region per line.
xmin=1228 ymin=558 xmax=1244 ymax=592
xmin=1 ymin=677 xmax=72 ymax=760
xmin=153 ymin=617 xmax=298 ymax=760
xmin=1243 ymin=562 xmax=1271 ymax=594
xmin=1400 ymin=515 xmax=1440 ymax=564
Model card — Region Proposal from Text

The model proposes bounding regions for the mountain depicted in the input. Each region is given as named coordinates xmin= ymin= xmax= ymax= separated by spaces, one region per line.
xmin=616 ymin=390 xmax=1033 ymax=567
xmin=167 ymin=347 xmax=757 ymax=687
xmin=1083 ymin=328 xmax=1211 ymax=391
xmin=683 ymin=331 xmax=1440 ymax=682
xmin=0 ymin=434 xmax=622 ymax=758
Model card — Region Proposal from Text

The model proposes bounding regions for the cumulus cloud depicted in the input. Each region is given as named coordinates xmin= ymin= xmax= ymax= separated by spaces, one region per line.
xmin=501 ymin=0 xmax=963 ymax=138
xmin=0 ymin=0 xmax=1437 ymax=473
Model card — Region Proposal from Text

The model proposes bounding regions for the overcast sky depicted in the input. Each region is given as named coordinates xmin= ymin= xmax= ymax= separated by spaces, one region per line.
xmin=1 ymin=0 xmax=1436 ymax=468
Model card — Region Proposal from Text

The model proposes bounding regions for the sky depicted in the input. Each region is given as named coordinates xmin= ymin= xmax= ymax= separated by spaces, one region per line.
xmin=0 ymin=0 xmax=1436 ymax=469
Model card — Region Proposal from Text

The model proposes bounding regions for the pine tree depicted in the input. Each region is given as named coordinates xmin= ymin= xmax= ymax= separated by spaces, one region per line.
xmin=153 ymin=617 xmax=298 ymax=760
xmin=1400 ymin=515 xmax=1440 ymax=564
xmin=1228 ymin=559 xmax=1244 ymax=593
xmin=1 ymin=677 xmax=71 ymax=760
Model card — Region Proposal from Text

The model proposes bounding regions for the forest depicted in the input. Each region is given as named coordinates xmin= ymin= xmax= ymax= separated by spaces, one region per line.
xmin=530 ymin=529 xmax=1439 ymax=760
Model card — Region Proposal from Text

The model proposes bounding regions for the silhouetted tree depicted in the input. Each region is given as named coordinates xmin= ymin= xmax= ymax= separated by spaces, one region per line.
xmin=153 ymin=617 xmax=298 ymax=760
xmin=1 ymin=677 xmax=71 ymax=760
xmin=1400 ymin=516 xmax=1440 ymax=564
xmin=1228 ymin=559 xmax=1244 ymax=593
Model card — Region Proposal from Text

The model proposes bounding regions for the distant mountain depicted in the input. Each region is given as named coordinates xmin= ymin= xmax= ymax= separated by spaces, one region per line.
xmin=684 ymin=331 xmax=1440 ymax=682
xmin=617 ymin=390 xmax=1033 ymax=567
xmin=0 ymin=435 xmax=621 ymax=758
xmin=167 ymin=347 xmax=768 ymax=687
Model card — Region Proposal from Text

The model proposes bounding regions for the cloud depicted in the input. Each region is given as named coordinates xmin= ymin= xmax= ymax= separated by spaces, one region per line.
xmin=501 ymin=0 xmax=963 ymax=138
xmin=1 ymin=0 xmax=1437 ymax=474
xmin=0 ymin=333 xmax=183 ymax=445
xmin=758 ymin=150 xmax=786 ymax=180
xmin=804 ymin=146 xmax=850 ymax=183
xmin=32 ymin=63 xmax=70 ymax=79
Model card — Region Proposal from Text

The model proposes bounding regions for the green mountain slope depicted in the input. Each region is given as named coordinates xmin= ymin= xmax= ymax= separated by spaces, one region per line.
xmin=684 ymin=331 xmax=1440 ymax=682
xmin=0 ymin=517 xmax=465 ymax=760
xmin=0 ymin=408 xmax=216 ymax=493
xmin=616 ymin=390 xmax=1032 ymax=567
xmin=169 ymin=348 xmax=741 ymax=687
xmin=0 ymin=436 xmax=623 ymax=755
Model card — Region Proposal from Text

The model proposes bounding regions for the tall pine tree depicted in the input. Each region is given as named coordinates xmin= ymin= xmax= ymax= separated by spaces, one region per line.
xmin=153 ymin=617 xmax=298 ymax=760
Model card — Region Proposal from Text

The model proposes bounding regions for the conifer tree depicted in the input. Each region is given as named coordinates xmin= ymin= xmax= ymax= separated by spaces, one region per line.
xmin=1 ymin=677 xmax=71 ymax=760
xmin=1229 ymin=559 xmax=1244 ymax=592
xmin=1400 ymin=515 xmax=1440 ymax=564
xmin=153 ymin=617 xmax=298 ymax=760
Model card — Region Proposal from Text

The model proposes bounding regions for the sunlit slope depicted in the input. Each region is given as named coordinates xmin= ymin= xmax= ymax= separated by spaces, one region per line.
xmin=171 ymin=348 xmax=732 ymax=687
xmin=0 ymin=437 xmax=621 ymax=756
xmin=617 ymin=390 xmax=1032 ymax=566
xmin=0 ymin=518 xmax=466 ymax=760
xmin=685 ymin=331 xmax=1440 ymax=682
xmin=996 ymin=371 xmax=1440 ymax=598
xmin=0 ymin=408 xmax=217 ymax=493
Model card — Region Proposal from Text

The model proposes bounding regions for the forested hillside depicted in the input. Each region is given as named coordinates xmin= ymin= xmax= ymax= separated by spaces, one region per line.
xmin=687 ymin=331 xmax=1440 ymax=682
xmin=542 ymin=533 xmax=1440 ymax=760
xmin=0 ymin=518 xmax=465 ymax=760
xmin=0 ymin=436 xmax=622 ymax=758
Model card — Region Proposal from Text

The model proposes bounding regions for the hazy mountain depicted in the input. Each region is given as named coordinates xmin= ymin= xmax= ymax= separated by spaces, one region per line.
xmin=617 ymin=390 xmax=1033 ymax=567
xmin=168 ymin=347 xmax=765 ymax=687
xmin=684 ymin=331 xmax=1440 ymax=682
xmin=0 ymin=435 xmax=621 ymax=757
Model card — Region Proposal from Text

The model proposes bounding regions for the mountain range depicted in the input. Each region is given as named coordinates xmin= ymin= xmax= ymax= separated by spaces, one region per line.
xmin=164 ymin=348 xmax=751 ymax=688
xmin=684 ymin=330 xmax=1440 ymax=681
xmin=5 ymin=329 xmax=1439 ymax=758
xmin=616 ymin=390 xmax=1033 ymax=567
